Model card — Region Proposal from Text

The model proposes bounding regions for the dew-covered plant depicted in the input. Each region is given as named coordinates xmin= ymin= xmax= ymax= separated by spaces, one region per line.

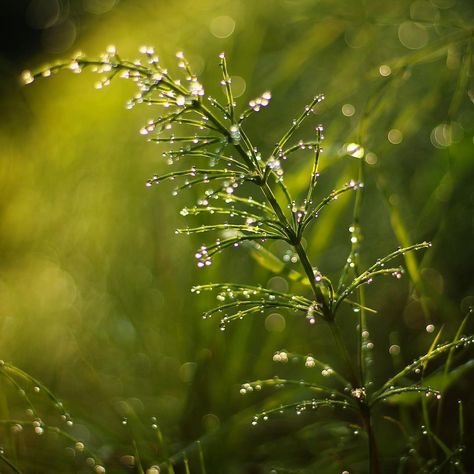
xmin=20 ymin=47 xmax=474 ymax=473
xmin=0 ymin=360 xmax=107 ymax=473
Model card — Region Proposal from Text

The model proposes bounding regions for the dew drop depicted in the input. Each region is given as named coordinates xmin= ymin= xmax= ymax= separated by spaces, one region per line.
xmin=379 ymin=64 xmax=392 ymax=76
xmin=341 ymin=103 xmax=355 ymax=117
xmin=11 ymin=423 xmax=23 ymax=434
xmin=21 ymin=70 xmax=34 ymax=85
xmin=426 ymin=324 xmax=435 ymax=333
xmin=388 ymin=129 xmax=403 ymax=144
xmin=345 ymin=143 xmax=365 ymax=159
xmin=389 ymin=344 xmax=401 ymax=355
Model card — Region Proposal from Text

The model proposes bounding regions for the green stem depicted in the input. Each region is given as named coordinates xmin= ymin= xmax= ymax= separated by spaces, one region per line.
xmin=293 ymin=241 xmax=331 ymax=318
xmin=328 ymin=320 xmax=359 ymax=388
xmin=353 ymin=157 xmax=368 ymax=386
xmin=259 ymin=182 xmax=292 ymax=232
xmin=260 ymin=184 xmax=335 ymax=325
xmin=361 ymin=404 xmax=381 ymax=474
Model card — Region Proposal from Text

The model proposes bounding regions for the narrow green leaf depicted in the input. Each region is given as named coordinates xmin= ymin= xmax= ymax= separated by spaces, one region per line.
xmin=422 ymin=326 xmax=444 ymax=372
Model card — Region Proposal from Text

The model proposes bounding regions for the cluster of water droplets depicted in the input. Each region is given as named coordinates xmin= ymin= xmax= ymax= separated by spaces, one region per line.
xmin=306 ymin=301 xmax=320 ymax=324
xmin=361 ymin=330 xmax=374 ymax=353
xmin=195 ymin=245 xmax=212 ymax=267
xmin=229 ymin=125 xmax=241 ymax=144
xmin=272 ymin=351 xmax=289 ymax=363
xmin=266 ymin=157 xmax=284 ymax=179
xmin=248 ymin=91 xmax=272 ymax=112
xmin=239 ymin=382 xmax=263 ymax=395
xmin=350 ymin=387 xmax=366 ymax=401
xmin=282 ymin=249 xmax=299 ymax=264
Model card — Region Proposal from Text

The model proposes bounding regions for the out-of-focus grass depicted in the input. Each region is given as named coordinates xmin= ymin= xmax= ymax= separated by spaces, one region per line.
xmin=0 ymin=0 xmax=473 ymax=471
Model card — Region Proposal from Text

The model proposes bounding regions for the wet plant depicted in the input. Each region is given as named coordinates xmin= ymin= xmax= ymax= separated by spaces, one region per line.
xmin=0 ymin=360 xmax=107 ymax=473
xmin=18 ymin=46 xmax=474 ymax=473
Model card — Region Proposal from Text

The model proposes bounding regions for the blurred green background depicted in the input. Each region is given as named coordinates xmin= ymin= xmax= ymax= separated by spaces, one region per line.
xmin=0 ymin=0 xmax=473 ymax=472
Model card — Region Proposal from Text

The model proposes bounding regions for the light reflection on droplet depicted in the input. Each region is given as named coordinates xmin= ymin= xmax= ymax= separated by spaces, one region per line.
xmin=34 ymin=426 xmax=44 ymax=435
xmin=341 ymin=104 xmax=355 ymax=117
xmin=265 ymin=313 xmax=286 ymax=333
xmin=21 ymin=70 xmax=34 ymax=85
xmin=379 ymin=65 xmax=392 ymax=76
xmin=410 ymin=0 xmax=440 ymax=22
xmin=389 ymin=344 xmax=401 ymax=355
xmin=146 ymin=466 xmax=160 ymax=474
xmin=430 ymin=122 xmax=463 ymax=148
xmin=209 ymin=16 xmax=236 ymax=38
xmin=345 ymin=143 xmax=365 ymax=159
xmin=388 ymin=129 xmax=403 ymax=144
xmin=230 ymin=75 xmax=246 ymax=98
xmin=267 ymin=276 xmax=289 ymax=292
xmin=26 ymin=0 xmax=60 ymax=29
xmin=365 ymin=152 xmax=378 ymax=165
xmin=426 ymin=324 xmax=435 ymax=333
xmin=75 ymin=441 xmax=85 ymax=452
xmin=42 ymin=19 xmax=77 ymax=54
xmin=398 ymin=21 xmax=429 ymax=50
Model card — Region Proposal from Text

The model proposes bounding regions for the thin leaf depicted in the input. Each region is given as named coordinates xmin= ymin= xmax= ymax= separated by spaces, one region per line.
xmin=218 ymin=53 xmax=235 ymax=122
xmin=197 ymin=440 xmax=207 ymax=474
xmin=301 ymin=180 xmax=360 ymax=231
xmin=370 ymin=386 xmax=441 ymax=407
xmin=0 ymin=451 xmax=23 ymax=474
xmin=254 ymin=398 xmax=355 ymax=424
xmin=271 ymin=94 xmax=325 ymax=158
xmin=375 ymin=336 xmax=474 ymax=396
xmin=422 ymin=326 xmax=444 ymax=372
xmin=388 ymin=360 xmax=474 ymax=406
xmin=241 ymin=377 xmax=350 ymax=401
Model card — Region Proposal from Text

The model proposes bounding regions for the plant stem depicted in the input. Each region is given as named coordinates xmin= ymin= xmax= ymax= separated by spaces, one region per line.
xmin=327 ymin=319 xmax=359 ymax=388
xmin=292 ymin=240 xmax=331 ymax=318
xmin=361 ymin=404 xmax=381 ymax=474
xmin=259 ymin=181 xmax=292 ymax=231
xmin=261 ymin=184 xmax=359 ymax=386
xmin=353 ymin=156 xmax=368 ymax=386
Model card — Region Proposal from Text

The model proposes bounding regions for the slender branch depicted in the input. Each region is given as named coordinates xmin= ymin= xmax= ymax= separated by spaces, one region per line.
xmin=361 ymin=404 xmax=381 ymax=474
xmin=327 ymin=320 xmax=359 ymax=388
